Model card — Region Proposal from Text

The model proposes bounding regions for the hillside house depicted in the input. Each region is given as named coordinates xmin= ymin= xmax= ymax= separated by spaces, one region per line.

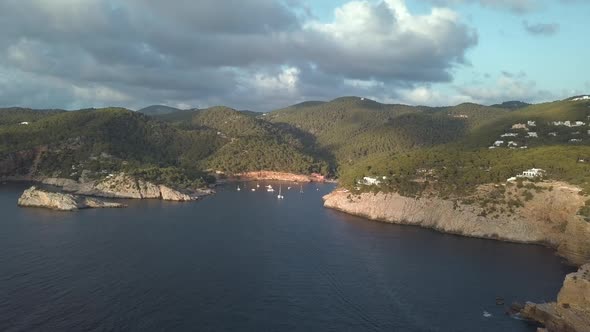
xmin=512 ymin=123 xmax=527 ymax=130
xmin=493 ymin=140 xmax=504 ymax=147
xmin=553 ymin=121 xmax=571 ymax=127
xmin=501 ymin=133 xmax=518 ymax=137
xmin=361 ymin=177 xmax=382 ymax=186
xmin=549 ymin=132 xmax=558 ymax=137
xmin=19 ymin=122 xmax=29 ymax=125
xmin=570 ymin=139 xmax=582 ymax=143
xmin=522 ymin=168 xmax=544 ymax=178
xmin=527 ymin=121 xmax=536 ymax=127
xmin=507 ymin=141 xmax=518 ymax=147
xmin=575 ymin=121 xmax=586 ymax=126
xmin=527 ymin=132 xmax=538 ymax=138
xmin=573 ymin=96 xmax=590 ymax=101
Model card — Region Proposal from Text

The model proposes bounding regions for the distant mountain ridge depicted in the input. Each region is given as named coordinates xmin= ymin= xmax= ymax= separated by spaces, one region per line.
xmin=137 ymin=105 xmax=186 ymax=116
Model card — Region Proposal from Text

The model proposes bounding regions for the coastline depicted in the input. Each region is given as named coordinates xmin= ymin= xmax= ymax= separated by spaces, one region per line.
xmin=322 ymin=182 xmax=590 ymax=332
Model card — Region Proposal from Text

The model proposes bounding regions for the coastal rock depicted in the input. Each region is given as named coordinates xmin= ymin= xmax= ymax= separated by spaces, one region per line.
xmin=522 ymin=264 xmax=590 ymax=332
xmin=45 ymin=173 xmax=203 ymax=201
xmin=159 ymin=185 xmax=192 ymax=201
xmin=18 ymin=186 xmax=125 ymax=211
xmin=323 ymin=182 xmax=590 ymax=264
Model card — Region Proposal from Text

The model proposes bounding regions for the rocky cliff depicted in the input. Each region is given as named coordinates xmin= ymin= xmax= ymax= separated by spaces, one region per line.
xmin=323 ymin=182 xmax=590 ymax=265
xmin=324 ymin=181 xmax=590 ymax=331
xmin=522 ymin=264 xmax=590 ymax=332
xmin=18 ymin=186 xmax=125 ymax=211
xmin=43 ymin=173 xmax=212 ymax=201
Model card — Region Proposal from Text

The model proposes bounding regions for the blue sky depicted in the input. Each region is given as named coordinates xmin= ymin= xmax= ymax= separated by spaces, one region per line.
xmin=0 ymin=0 xmax=588 ymax=110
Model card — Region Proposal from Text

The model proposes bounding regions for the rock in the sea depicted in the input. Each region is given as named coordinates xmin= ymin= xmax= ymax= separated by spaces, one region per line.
xmin=18 ymin=186 xmax=125 ymax=211
xmin=522 ymin=264 xmax=590 ymax=332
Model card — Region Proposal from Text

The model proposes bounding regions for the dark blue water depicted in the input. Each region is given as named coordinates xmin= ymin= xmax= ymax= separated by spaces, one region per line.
xmin=0 ymin=182 xmax=572 ymax=331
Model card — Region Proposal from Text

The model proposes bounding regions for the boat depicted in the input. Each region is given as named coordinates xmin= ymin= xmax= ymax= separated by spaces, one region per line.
xmin=256 ymin=183 xmax=260 ymax=188
xmin=237 ymin=185 xmax=241 ymax=191
xmin=266 ymin=185 xmax=274 ymax=192
xmin=277 ymin=185 xmax=284 ymax=199
xmin=287 ymin=186 xmax=291 ymax=190
xmin=299 ymin=185 xmax=303 ymax=193
xmin=483 ymin=311 xmax=492 ymax=318
xmin=251 ymin=188 xmax=256 ymax=192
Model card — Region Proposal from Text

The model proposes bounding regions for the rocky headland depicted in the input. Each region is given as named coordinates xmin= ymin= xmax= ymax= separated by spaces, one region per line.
xmin=18 ymin=186 xmax=125 ymax=211
xmin=42 ymin=173 xmax=213 ymax=201
xmin=522 ymin=264 xmax=590 ymax=332
xmin=323 ymin=181 xmax=590 ymax=331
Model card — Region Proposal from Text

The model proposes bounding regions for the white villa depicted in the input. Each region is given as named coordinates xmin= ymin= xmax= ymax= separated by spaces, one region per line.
xmin=570 ymin=139 xmax=582 ymax=143
xmin=527 ymin=121 xmax=536 ymax=127
xmin=361 ymin=176 xmax=383 ymax=186
xmin=527 ymin=132 xmax=538 ymax=138
xmin=508 ymin=168 xmax=546 ymax=182
xmin=553 ymin=120 xmax=586 ymax=127
xmin=501 ymin=133 xmax=518 ymax=137
xmin=507 ymin=141 xmax=518 ymax=147
xmin=20 ymin=122 xmax=29 ymax=125
xmin=493 ymin=140 xmax=504 ymax=147
xmin=512 ymin=123 xmax=528 ymax=130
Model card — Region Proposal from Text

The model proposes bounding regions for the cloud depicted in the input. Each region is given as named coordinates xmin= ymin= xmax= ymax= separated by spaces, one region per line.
xmin=0 ymin=0 xmax=477 ymax=110
xmin=420 ymin=0 xmax=538 ymax=13
xmin=522 ymin=20 xmax=560 ymax=36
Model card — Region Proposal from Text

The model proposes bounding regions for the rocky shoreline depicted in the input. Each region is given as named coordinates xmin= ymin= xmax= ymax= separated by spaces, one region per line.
xmin=16 ymin=172 xmax=214 ymax=211
xmin=18 ymin=186 xmax=125 ymax=211
xmin=323 ymin=182 xmax=590 ymax=331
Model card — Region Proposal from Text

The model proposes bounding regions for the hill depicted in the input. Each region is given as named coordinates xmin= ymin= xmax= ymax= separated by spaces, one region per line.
xmin=266 ymin=97 xmax=508 ymax=171
xmin=490 ymin=101 xmax=530 ymax=110
xmin=137 ymin=105 xmax=185 ymax=116
xmin=338 ymin=97 xmax=590 ymax=197
xmin=0 ymin=107 xmax=65 ymax=126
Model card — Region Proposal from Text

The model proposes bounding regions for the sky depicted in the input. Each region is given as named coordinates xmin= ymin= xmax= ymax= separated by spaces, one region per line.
xmin=0 ymin=0 xmax=588 ymax=111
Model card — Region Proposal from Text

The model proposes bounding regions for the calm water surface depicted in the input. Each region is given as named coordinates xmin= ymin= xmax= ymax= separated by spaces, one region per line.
xmin=0 ymin=182 xmax=573 ymax=331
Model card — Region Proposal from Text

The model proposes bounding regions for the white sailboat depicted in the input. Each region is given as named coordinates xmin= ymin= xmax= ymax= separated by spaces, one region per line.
xmin=277 ymin=185 xmax=284 ymax=199
xmin=266 ymin=185 xmax=274 ymax=192
xmin=256 ymin=182 xmax=260 ymax=188
xmin=251 ymin=188 xmax=256 ymax=192
xmin=299 ymin=185 xmax=303 ymax=193
xmin=237 ymin=185 xmax=241 ymax=191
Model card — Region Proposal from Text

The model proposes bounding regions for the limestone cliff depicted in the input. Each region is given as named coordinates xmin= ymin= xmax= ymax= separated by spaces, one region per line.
xmin=323 ymin=182 xmax=590 ymax=265
xmin=18 ymin=186 xmax=125 ymax=211
xmin=522 ymin=264 xmax=590 ymax=332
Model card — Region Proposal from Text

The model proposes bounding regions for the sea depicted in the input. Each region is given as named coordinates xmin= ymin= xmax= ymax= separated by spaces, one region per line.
xmin=0 ymin=182 xmax=573 ymax=331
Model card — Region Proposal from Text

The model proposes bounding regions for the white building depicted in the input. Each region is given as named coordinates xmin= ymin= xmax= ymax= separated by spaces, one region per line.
xmin=549 ymin=132 xmax=558 ymax=137
xmin=572 ymin=96 xmax=590 ymax=101
xmin=527 ymin=121 xmax=536 ymax=127
xmin=570 ymin=139 xmax=582 ymax=143
xmin=575 ymin=121 xmax=586 ymax=127
xmin=501 ymin=133 xmax=518 ymax=137
xmin=512 ymin=123 xmax=528 ymax=130
xmin=20 ymin=122 xmax=29 ymax=125
xmin=521 ymin=168 xmax=545 ymax=178
xmin=528 ymin=132 xmax=538 ymax=138
xmin=361 ymin=177 xmax=382 ymax=186
xmin=507 ymin=141 xmax=518 ymax=147
xmin=493 ymin=140 xmax=505 ymax=147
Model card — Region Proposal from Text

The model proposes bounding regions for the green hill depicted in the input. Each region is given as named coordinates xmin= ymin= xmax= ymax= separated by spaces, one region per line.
xmin=137 ymin=105 xmax=185 ymax=116
xmin=338 ymin=98 xmax=590 ymax=196
xmin=266 ymin=97 xmax=508 ymax=170
xmin=0 ymin=107 xmax=65 ymax=126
